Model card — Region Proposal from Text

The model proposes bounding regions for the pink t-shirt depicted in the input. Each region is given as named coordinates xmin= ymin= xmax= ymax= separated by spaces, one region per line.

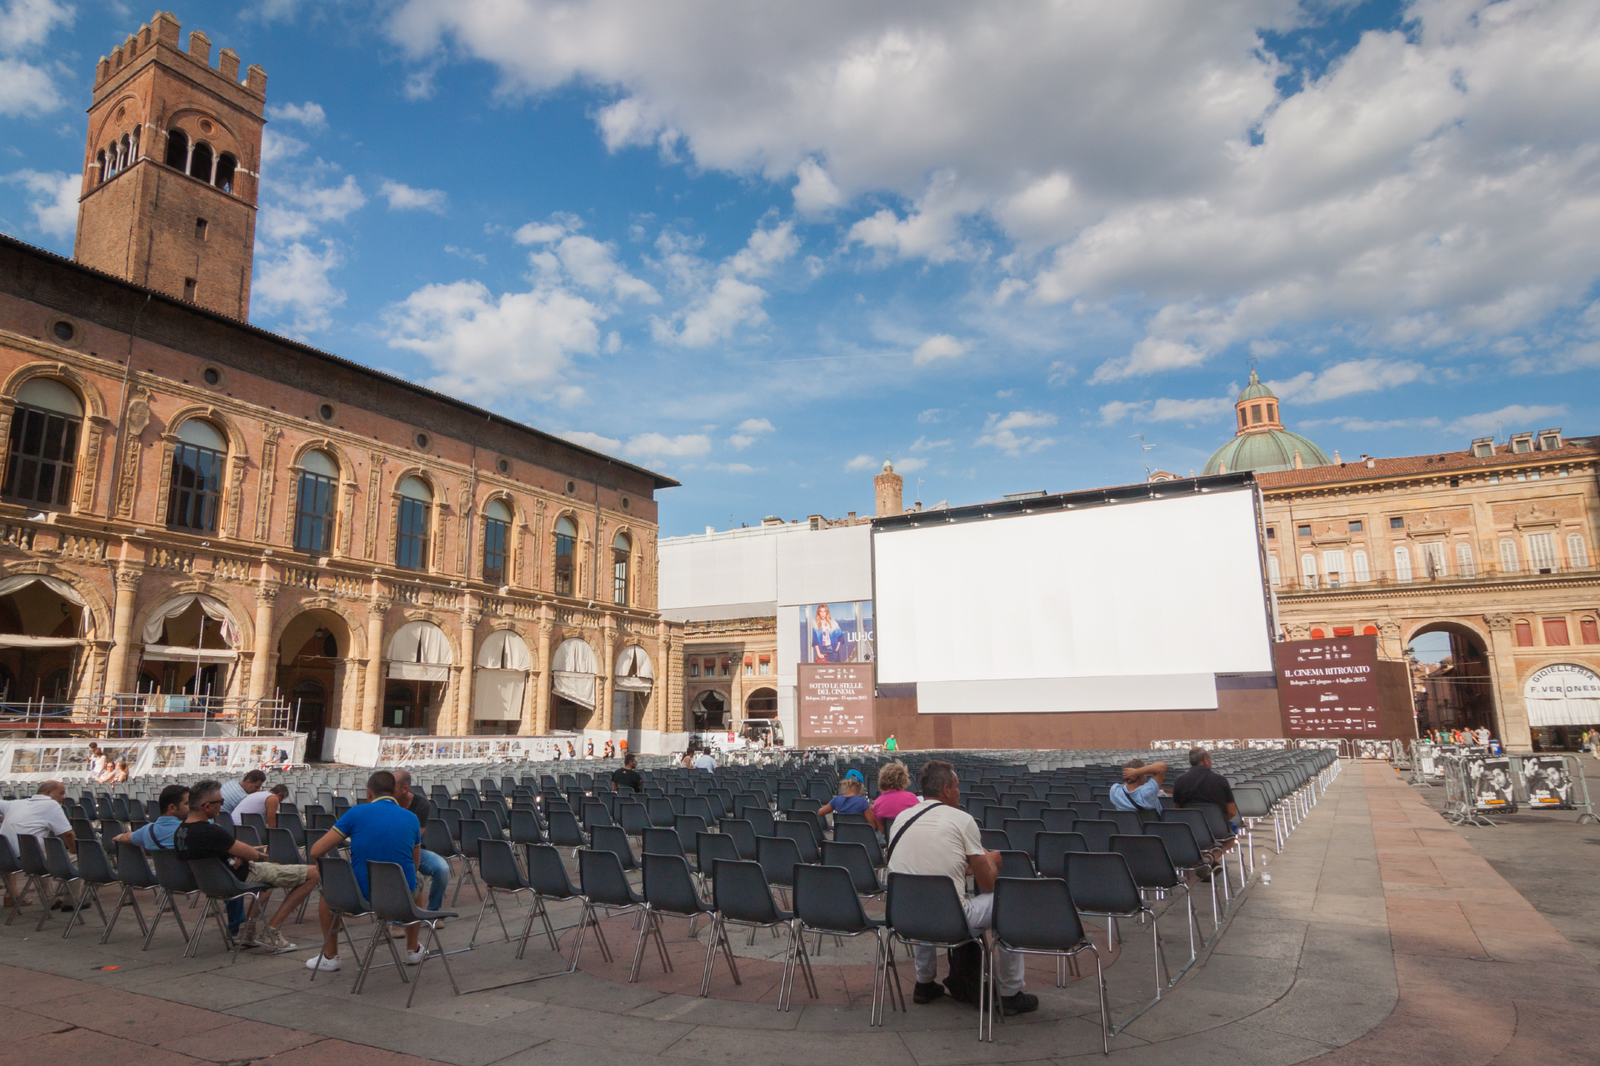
xmin=871 ymin=789 xmax=921 ymax=821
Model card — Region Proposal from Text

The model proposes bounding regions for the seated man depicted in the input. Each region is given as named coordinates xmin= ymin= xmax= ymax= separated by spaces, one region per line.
xmin=305 ymin=770 xmax=424 ymax=973
xmin=1111 ymin=759 xmax=1167 ymax=811
xmin=886 ymin=760 xmax=1037 ymax=1016
xmin=0 ymin=780 xmax=74 ymax=907
xmin=611 ymin=753 xmax=643 ymax=793
xmin=220 ymin=770 xmax=266 ymax=816
xmin=1171 ymin=747 xmax=1238 ymax=870
xmin=393 ymin=769 xmax=450 ymax=912
xmin=115 ymin=784 xmax=188 ymax=850
xmin=174 ymin=779 xmax=320 ymax=954
xmin=233 ymin=783 xmax=289 ymax=828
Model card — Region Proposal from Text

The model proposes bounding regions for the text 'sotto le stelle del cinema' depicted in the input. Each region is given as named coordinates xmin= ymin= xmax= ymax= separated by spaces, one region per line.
xmin=0 ymin=12 xmax=683 ymax=761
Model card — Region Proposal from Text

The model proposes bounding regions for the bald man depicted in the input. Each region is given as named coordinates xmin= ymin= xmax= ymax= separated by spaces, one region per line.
xmin=0 ymin=781 xmax=74 ymax=906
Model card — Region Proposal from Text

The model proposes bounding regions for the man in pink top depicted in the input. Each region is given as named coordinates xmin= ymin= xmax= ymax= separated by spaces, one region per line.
xmin=868 ymin=760 xmax=920 ymax=831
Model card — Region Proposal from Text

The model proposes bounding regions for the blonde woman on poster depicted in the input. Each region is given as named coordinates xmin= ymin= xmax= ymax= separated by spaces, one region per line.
xmin=810 ymin=604 xmax=847 ymax=663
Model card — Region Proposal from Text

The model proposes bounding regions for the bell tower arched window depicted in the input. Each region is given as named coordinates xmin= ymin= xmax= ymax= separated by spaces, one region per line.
xmin=165 ymin=128 xmax=189 ymax=170
xmin=188 ymin=141 xmax=213 ymax=182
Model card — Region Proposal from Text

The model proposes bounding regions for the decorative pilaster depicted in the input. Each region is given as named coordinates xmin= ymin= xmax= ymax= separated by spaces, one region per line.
xmin=533 ymin=607 xmax=553 ymax=735
xmin=362 ymin=592 xmax=389 ymax=734
xmin=247 ymin=582 xmax=279 ymax=700
xmin=103 ymin=566 xmax=143 ymax=693
xmin=457 ymin=603 xmax=481 ymax=735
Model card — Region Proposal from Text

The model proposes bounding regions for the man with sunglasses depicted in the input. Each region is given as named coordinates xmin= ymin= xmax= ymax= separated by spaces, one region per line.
xmin=174 ymin=779 xmax=319 ymax=954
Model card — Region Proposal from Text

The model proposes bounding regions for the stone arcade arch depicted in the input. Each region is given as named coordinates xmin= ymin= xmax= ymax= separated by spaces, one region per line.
xmin=385 ymin=620 xmax=452 ymax=731
xmin=0 ymin=575 xmax=91 ymax=702
xmin=474 ymin=628 xmax=532 ymax=733
xmin=551 ymin=636 xmax=597 ymax=731
xmin=275 ymin=607 xmax=356 ymax=760
xmin=1406 ymin=619 xmax=1498 ymax=737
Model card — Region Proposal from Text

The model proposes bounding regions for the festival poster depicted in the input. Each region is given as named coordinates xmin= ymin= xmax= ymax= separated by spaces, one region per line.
xmin=799 ymin=602 xmax=875 ymax=664
xmin=1469 ymin=756 xmax=1516 ymax=810
xmin=798 ymin=663 xmax=876 ymax=739
xmin=1274 ymin=635 xmax=1382 ymax=736
xmin=1520 ymin=756 xmax=1573 ymax=807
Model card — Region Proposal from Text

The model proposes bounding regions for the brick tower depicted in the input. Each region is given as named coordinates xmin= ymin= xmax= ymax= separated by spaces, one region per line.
xmin=73 ymin=12 xmax=266 ymax=320
xmin=874 ymin=457 xmax=903 ymax=516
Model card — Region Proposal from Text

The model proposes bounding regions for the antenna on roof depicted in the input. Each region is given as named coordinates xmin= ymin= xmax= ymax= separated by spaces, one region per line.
xmin=1130 ymin=433 xmax=1154 ymax=477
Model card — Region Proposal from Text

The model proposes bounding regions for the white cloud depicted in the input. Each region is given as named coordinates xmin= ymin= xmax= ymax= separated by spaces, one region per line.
xmin=844 ymin=454 xmax=879 ymax=472
xmin=1098 ymin=400 xmax=1147 ymax=425
xmin=386 ymin=279 xmax=606 ymax=402
xmin=8 ymin=169 xmax=78 ymax=239
xmin=1090 ymin=338 xmax=1206 ymax=383
xmin=893 ymin=456 xmax=929 ymax=473
xmin=560 ymin=430 xmax=623 ymax=453
xmin=912 ymin=334 xmax=969 ymax=367
xmin=725 ymin=221 xmax=799 ymax=279
xmin=1443 ymin=404 xmax=1567 ymax=438
xmin=1267 ymin=359 xmax=1426 ymax=404
xmin=266 ymin=101 xmax=328 ymax=130
xmin=704 ymin=462 xmax=758 ymax=474
xmin=917 ymin=408 xmax=948 ymax=423
xmin=0 ymin=57 xmax=62 ymax=116
xmin=651 ymin=219 xmax=796 ymax=345
xmin=976 ymin=410 xmax=1057 ymax=456
xmin=0 ymin=0 xmax=72 ymax=117
xmin=546 ymin=234 xmax=660 ymax=303
xmin=793 ymin=158 xmax=843 ymax=215
xmin=623 ymin=432 xmax=713 ymax=458
xmin=1146 ymin=396 xmax=1234 ymax=424
xmin=728 ymin=417 xmax=775 ymax=449
xmin=380 ymin=179 xmax=448 ymax=213
xmin=254 ymin=241 xmax=346 ymax=335
xmin=909 ymin=435 xmax=951 ymax=451
xmin=1046 ymin=361 xmax=1075 ymax=386
xmin=260 ymin=130 xmax=308 ymax=166
xmin=259 ymin=174 xmax=366 ymax=242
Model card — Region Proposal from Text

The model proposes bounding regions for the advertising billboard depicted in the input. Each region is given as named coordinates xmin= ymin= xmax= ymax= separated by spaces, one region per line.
xmin=798 ymin=663 xmax=876 ymax=739
xmin=799 ymin=601 xmax=875 ymax=664
xmin=1274 ymin=635 xmax=1381 ymax=736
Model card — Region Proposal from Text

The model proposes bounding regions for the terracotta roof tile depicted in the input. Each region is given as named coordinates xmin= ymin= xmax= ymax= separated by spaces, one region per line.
xmin=1258 ymin=436 xmax=1598 ymax=489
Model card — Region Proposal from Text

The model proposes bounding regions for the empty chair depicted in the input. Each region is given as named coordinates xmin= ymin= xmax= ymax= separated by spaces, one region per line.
xmin=982 ymin=806 xmax=1020 ymax=831
xmin=518 ymin=843 xmax=581 ymax=966
xmin=641 ymin=826 xmax=686 ymax=861
xmin=1114 ymin=834 xmax=1197 ymax=973
xmin=1144 ymin=821 xmax=1221 ymax=935
xmin=356 ymin=861 xmax=460 ymax=1007
xmin=979 ymin=828 xmax=1011 ymax=853
xmin=720 ymin=818 xmax=760 ymax=860
xmin=822 ymin=840 xmax=884 ymax=898
xmin=144 ymin=848 xmax=199 ymax=949
xmin=631 ymin=852 xmax=714 ymax=982
xmin=757 ymin=835 xmax=805 ymax=902
xmin=832 ymin=821 xmax=885 ymax=866
xmin=1104 ymin=810 xmax=1143 ymax=837
xmin=1075 ymin=819 xmax=1118 ymax=853
xmin=996 ymin=850 xmax=1036 ymax=881
xmin=240 ymin=812 xmax=269 ymax=837
xmin=989 ymin=877 xmax=1106 ymax=1050
xmin=885 ymin=873 xmax=991 ymax=1041
xmin=789 ymin=863 xmax=901 ymax=1019
xmin=54 ymin=837 xmax=112 ymax=938
xmin=233 ymin=824 xmax=264 ymax=848
xmin=673 ymin=815 xmax=710 ymax=861
xmin=573 ymin=848 xmax=646 ymax=970
xmin=1002 ymin=818 xmax=1047 ymax=858
xmin=618 ymin=802 xmax=651 ymax=840
xmin=744 ymin=807 xmax=777 ymax=839
xmin=278 ymin=811 xmax=310 ymax=849
xmin=589 ymin=824 xmax=638 ymax=873
xmin=784 ymin=808 xmax=824 ymax=844
xmin=471 ymin=839 xmax=536 ymax=948
xmin=702 ymin=858 xmax=797 ymax=998
xmin=16 ymin=836 xmax=59 ymax=931
xmin=0 ymin=838 xmax=24 ymax=926
xmin=696 ymin=831 xmax=741 ymax=877
xmin=546 ymin=810 xmax=589 ymax=851
xmin=265 ymin=827 xmax=303 ymax=866
xmin=773 ymin=820 xmax=820 ymax=864
xmin=509 ymin=808 xmax=547 ymax=845
xmin=1068 ymin=802 xmax=1103 ymax=820
xmin=646 ymin=797 xmax=676 ymax=828
xmin=1232 ymin=786 xmax=1275 ymax=868
xmin=1066 ymin=851 xmax=1164 ymax=1021
xmin=1040 ymin=808 xmax=1077 ymax=834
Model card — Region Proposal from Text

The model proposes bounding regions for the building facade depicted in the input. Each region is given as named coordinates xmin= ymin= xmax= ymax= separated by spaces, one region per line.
xmin=0 ymin=15 xmax=681 ymax=758
xmin=1206 ymin=375 xmax=1600 ymax=751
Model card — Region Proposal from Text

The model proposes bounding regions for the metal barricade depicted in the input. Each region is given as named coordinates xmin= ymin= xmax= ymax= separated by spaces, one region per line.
xmin=1439 ymin=750 xmax=1595 ymax=827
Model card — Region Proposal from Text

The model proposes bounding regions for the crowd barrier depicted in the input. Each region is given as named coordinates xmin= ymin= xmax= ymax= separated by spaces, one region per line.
xmin=1150 ymin=738 xmax=1346 ymax=755
xmin=1434 ymin=749 xmax=1596 ymax=826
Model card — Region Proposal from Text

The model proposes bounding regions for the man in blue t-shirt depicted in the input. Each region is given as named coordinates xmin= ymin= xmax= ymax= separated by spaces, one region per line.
xmin=114 ymin=784 xmax=189 ymax=850
xmin=305 ymin=770 xmax=423 ymax=973
xmin=1110 ymin=759 xmax=1168 ymax=811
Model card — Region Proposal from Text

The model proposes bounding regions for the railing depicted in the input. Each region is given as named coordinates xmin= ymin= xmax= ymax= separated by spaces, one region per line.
xmin=1275 ymin=561 xmax=1600 ymax=593
xmin=59 ymin=533 xmax=108 ymax=561
xmin=285 ymin=566 xmax=320 ymax=590
xmin=210 ymin=555 xmax=251 ymax=582
xmin=151 ymin=547 xmax=194 ymax=573
xmin=0 ymin=693 xmax=293 ymax=738
xmin=0 ymin=523 xmax=35 ymax=551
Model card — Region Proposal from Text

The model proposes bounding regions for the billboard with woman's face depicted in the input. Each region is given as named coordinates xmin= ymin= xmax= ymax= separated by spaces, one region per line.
xmin=800 ymin=601 xmax=875 ymax=664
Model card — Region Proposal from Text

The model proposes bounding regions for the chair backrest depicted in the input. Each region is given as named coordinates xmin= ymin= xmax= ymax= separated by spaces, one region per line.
xmin=547 ymin=810 xmax=587 ymax=847
xmin=773 ymin=820 xmax=820 ymax=863
xmin=188 ymin=856 xmax=250 ymax=899
xmin=831 ymin=821 xmax=884 ymax=864
xmin=1068 ymin=801 xmax=1103 ymax=819
xmin=367 ymin=860 xmax=423 ymax=923
xmin=1065 ymin=851 xmax=1142 ymax=916
xmin=1034 ymin=832 xmax=1087 ymax=879
xmin=1193 ymin=802 xmax=1234 ymax=840
xmin=712 ymin=858 xmax=783 ymax=924
xmin=696 ymin=831 xmax=740 ymax=872
xmin=645 ymin=797 xmax=676 ymax=827
xmin=149 ymin=847 xmax=198 ymax=892
xmin=673 ymin=814 xmax=709 ymax=855
xmin=719 ymin=818 xmax=759 ymax=860
xmin=997 ymin=849 xmax=1036 ymax=880
xmin=1105 ymin=810 xmax=1144 ymax=836
xmin=317 ymin=853 xmax=370 ymax=913
xmin=885 ymin=872 xmax=974 ymax=946
xmin=1233 ymin=786 xmax=1272 ymax=819
xmin=821 ymin=839 xmax=883 ymax=896
xmin=41 ymin=835 xmax=77 ymax=879
xmin=982 ymin=805 xmax=1019 ymax=831
xmin=115 ymin=841 xmax=158 ymax=888
xmin=75 ymin=838 xmax=117 ymax=883
xmin=438 ymin=807 xmax=463 ymax=840
xmin=744 ymin=807 xmax=777 ymax=838
xmin=1039 ymin=808 xmax=1077 ymax=833
xmin=979 ymin=828 xmax=1010 ymax=853
xmin=642 ymin=852 xmax=703 ymax=917
xmin=756 ymin=835 xmax=804 ymax=888
xmin=509 ymin=808 xmax=546 ymax=843
xmin=1163 ymin=808 xmax=1216 ymax=848
xmin=1111 ymin=834 xmax=1180 ymax=890
xmin=589 ymin=824 xmax=636 ymax=870
xmin=1075 ymin=819 xmax=1117 ymax=852
xmin=993 ymin=876 xmax=1088 ymax=951
xmin=525 ymin=843 xmax=577 ymax=898
xmin=793 ymin=862 xmax=871 ymax=934
xmin=423 ymin=818 xmax=458 ymax=857
xmin=478 ymin=838 xmax=529 ymax=890
xmin=578 ymin=848 xmax=637 ymax=907
xmin=618 ymin=802 xmax=651 ymax=836
xmin=785 ymin=808 xmax=823 ymax=841
xmin=1143 ymin=821 xmax=1204 ymax=868
xmin=265 ymin=827 xmax=302 ymax=865
xmin=460 ymin=818 xmax=494 ymax=860
xmin=581 ymin=801 xmax=613 ymax=829
xmin=233 ymin=824 xmax=263 ymax=848
xmin=641 ymin=826 xmax=684 ymax=859
xmin=1002 ymin=818 xmax=1046 ymax=857
xmin=240 ymin=812 xmax=268 ymax=834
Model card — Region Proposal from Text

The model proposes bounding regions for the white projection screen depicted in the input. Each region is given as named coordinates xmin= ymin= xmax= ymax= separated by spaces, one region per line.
xmin=873 ymin=486 xmax=1274 ymax=714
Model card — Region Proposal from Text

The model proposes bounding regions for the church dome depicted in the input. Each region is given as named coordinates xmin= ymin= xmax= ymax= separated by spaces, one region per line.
xmin=1202 ymin=369 xmax=1332 ymax=475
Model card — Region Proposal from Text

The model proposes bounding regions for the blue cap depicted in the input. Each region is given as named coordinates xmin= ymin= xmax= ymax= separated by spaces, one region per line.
xmin=844 ymin=769 xmax=865 ymax=784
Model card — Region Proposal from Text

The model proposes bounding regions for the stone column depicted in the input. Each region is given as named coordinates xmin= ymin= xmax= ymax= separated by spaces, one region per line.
xmin=362 ymin=592 xmax=389 ymax=734
xmin=104 ymin=566 xmax=143 ymax=694
xmin=600 ymin=615 xmax=616 ymax=732
xmin=1483 ymin=613 xmax=1532 ymax=750
xmin=247 ymin=583 xmax=279 ymax=700
xmin=533 ymin=607 xmax=553 ymax=735
xmin=457 ymin=602 xmax=481 ymax=736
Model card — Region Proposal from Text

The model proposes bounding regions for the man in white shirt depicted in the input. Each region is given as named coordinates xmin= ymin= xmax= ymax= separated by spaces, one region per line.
xmin=0 ymin=780 xmax=75 ymax=906
xmin=886 ymin=760 xmax=1036 ymax=1015
xmin=220 ymin=770 xmax=266 ymax=815
xmin=1474 ymin=727 xmax=1491 ymax=747
xmin=692 ymin=748 xmax=718 ymax=772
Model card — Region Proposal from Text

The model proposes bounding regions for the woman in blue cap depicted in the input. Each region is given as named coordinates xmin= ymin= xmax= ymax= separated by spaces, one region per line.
xmin=818 ymin=769 xmax=870 ymax=817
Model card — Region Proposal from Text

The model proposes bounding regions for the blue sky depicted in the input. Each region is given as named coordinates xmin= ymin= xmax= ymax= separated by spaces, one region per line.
xmin=4 ymin=0 xmax=1598 ymax=537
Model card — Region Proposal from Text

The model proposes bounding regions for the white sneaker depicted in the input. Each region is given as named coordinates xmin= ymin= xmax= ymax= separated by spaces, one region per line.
xmin=256 ymin=925 xmax=297 ymax=954
xmin=234 ymin=919 xmax=259 ymax=947
xmin=404 ymin=947 xmax=428 ymax=965
xmin=306 ymin=953 xmax=341 ymax=972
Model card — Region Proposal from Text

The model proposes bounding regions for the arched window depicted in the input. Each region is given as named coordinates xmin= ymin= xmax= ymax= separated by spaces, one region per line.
xmin=129 ymin=125 xmax=140 ymax=162
xmin=165 ymin=127 xmax=188 ymax=169
xmin=1393 ymin=545 xmax=1412 ymax=582
xmin=119 ymin=134 xmax=131 ymax=170
xmin=188 ymin=141 xmax=213 ymax=182
xmin=1499 ymin=538 xmax=1519 ymax=573
xmin=96 ymin=149 xmax=107 ymax=184
xmin=3 ymin=378 xmax=84 ymax=508
xmin=553 ymin=516 xmax=576 ymax=596
xmin=1352 ymin=549 xmax=1370 ymax=583
xmin=215 ymin=152 xmax=236 ymax=193
xmin=482 ymin=498 xmax=511 ymax=585
xmin=292 ymin=450 xmax=338 ymax=553
xmin=1456 ymin=542 xmax=1475 ymax=578
xmin=612 ymin=532 xmax=631 ymax=605
xmin=1567 ymin=533 xmax=1588 ymax=569
xmin=1310 ymin=628 xmax=1325 ymax=639
xmin=1300 ymin=553 xmax=1317 ymax=589
xmin=1266 ymin=554 xmax=1280 ymax=586
xmin=167 ymin=419 xmax=227 ymax=532
xmin=395 ymin=476 xmax=432 ymax=570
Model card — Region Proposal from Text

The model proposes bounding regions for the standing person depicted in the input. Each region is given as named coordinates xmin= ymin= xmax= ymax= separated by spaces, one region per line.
xmin=884 ymin=734 xmax=898 ymax=753
xmin=220 ymin=770 xmax=266 ymax=816
xmin=586 ymin=739 xmax=595 ymax=759
xmin=1111 ymin=759 xmax=1168 ymax=811
xmin=85 ymin=743 xmax=104 ymax=778
xmin=306 ymin=771 xmax=424 ymax=973
xmin=393 ymin=770 xmax=450 ymax=913
xmin=1474 ymin=725 xmax=1491 ymax=747
xmin=0 ymin=781 xmax=74 ymax=908
xmin=611 ymin=754 xmax=643 ymax=793
xmin=885 ymin=760 xmax=1036 ymax=1015
xmin=174 ymin=780 xmax=319 ymax=954
xmin=867 ymin=761 xmax=919 ymax=831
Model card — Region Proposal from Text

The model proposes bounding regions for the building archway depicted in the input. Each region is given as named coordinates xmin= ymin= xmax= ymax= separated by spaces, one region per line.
xmin=691 ymin=689 xmax=729 ymax=732
xmin=551 ymin=636 xmax=597 ymax=731
xmin=0 ymin=575 xmax=89 ymax=702
xmin=386 ymin=620 xmax=451 ymax=732
xmin=275 ymin=608 xmax=353 ymax=759
xmin=474 ymin=629 xmax=531 ymax=735
xmin=745 ymin=687 xmax=778 ymax=718
xmin=613 ymin=644 xmax=654 ymax=731
xmin=137 ymin=594 xmax=241 ymax=698
xmin=1406 ymin=620 xmax=1497 ymax=736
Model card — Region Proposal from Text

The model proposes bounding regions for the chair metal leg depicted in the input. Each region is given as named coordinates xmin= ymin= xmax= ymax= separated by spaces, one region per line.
xmin=628 ymin=906 xmax=655 ymax=983
xmin=351 ymin=917 xmax=386 ymax=994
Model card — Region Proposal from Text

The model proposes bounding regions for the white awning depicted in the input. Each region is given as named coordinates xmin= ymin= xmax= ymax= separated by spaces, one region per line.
xmin=614 ymin=643 xmax=655 ymax=692
xmin=0 ymin=574 xmax=85 ymax=607
xmin=1524 ymin=663 xmax=1600 ymax=727
xmin=141 ymin=644 xmax=238 ymax=663
xmin=552 ymin=637 xmax=596 ymax=710
xmin=474 ymin=669 xmax=525 ymax=721
xmin=141 ymin=594 xmax=240 ymax=648
xmin=477 ymin=629 xmax=531 ymax=671
xmin=388 ymin=620 xmax=452 ymax=683
xmin=0 ymin=633 xmax=84 ymax=648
